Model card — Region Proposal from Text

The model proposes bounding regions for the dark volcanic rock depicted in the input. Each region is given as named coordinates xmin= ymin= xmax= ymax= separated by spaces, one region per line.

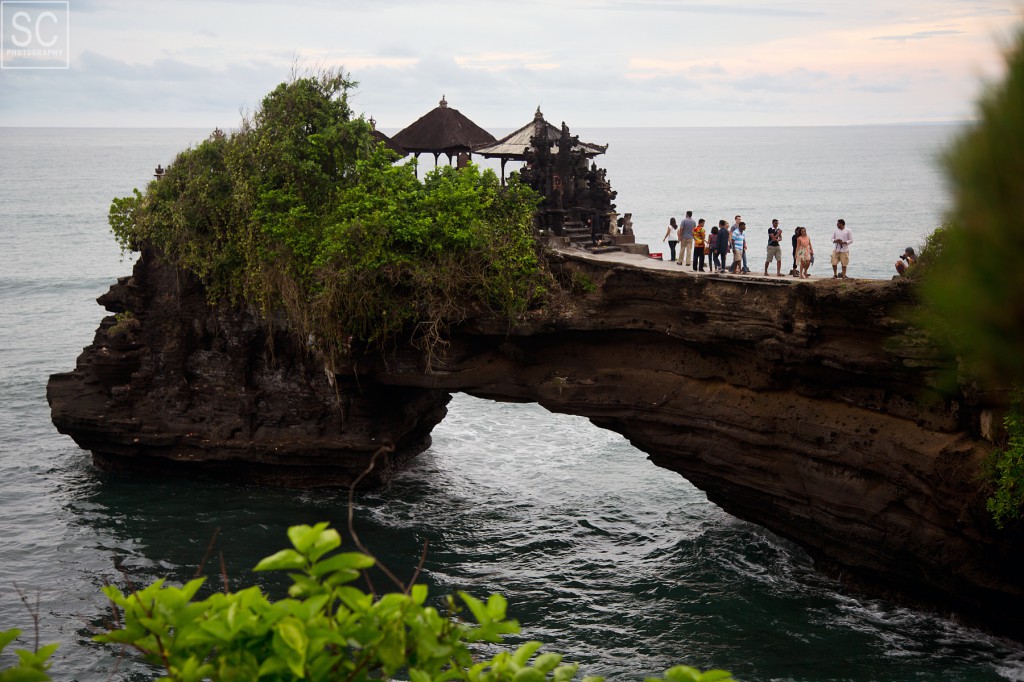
xmin=48 ymin=248 xmax=450 ymax=488
xmin=48 ymin=248 xmax=1023 ymax=639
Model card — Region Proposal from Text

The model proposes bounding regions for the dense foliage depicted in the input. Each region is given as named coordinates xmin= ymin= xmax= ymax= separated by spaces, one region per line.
xmin=84 ymin=523 xmax=731 ymax=682
xmin=985 ymin=391 xmax=1024 ymax=529
xmin=923 ymin=26 xmax=1024 ymax=386
xmin=109 ymin=69 xmax=548 ymax=368
xmin=917 ymin=26 xmax=1024 ymax=524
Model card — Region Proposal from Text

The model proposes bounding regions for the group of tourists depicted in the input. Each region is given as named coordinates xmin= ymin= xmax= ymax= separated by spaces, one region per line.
xmin=662 ymin=213 xmax=854 ymax=279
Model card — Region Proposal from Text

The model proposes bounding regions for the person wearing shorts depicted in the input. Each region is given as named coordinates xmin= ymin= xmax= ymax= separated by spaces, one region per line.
xmin=731 ymin=222 xmax=747 ymax=273
xmin=831 ymin=218 xmax=853 ymax=279
xmin=765 ymin=218 xmax=783 ymax=276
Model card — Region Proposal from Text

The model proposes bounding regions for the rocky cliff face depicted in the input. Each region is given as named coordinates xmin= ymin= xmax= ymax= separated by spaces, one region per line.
xmin=47 ymin=248 xmax=450 ymax=488
xmin=48 ymin=248 xmax=1022 ymax=639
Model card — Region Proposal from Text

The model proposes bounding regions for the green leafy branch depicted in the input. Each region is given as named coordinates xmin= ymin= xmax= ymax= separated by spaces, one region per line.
xmin=0 ymin=628 xmax=57 ymax=682
xmin=91 ymin=522 xmax=734 ymax=682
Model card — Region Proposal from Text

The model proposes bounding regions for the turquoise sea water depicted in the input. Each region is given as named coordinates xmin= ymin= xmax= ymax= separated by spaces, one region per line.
xmin=2 ymin=126 xmax=1023 ymax=681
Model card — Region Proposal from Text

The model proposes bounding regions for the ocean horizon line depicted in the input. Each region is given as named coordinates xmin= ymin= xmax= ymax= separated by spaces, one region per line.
xmin=0 ymin=120 xmax=969 ymax=132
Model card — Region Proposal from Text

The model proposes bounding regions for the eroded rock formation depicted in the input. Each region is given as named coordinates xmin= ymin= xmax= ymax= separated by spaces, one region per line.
xmin=48 ymin=248 xmax=1022 ymax=639
xmin=47 ymin=248 xmax=449 ymax=488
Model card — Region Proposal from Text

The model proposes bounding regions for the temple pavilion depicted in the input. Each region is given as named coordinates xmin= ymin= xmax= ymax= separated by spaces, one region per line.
xmin=390 ymin=96 xmax=496 ymax=167
xmin=386 ymin=99 xmax=635 ymax=254
xmin=475 ymin=107 xmax=608 ymax=185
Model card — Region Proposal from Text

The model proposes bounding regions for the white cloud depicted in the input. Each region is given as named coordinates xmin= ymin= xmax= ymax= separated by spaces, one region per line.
xmin=873 ymin=29 xmax=967 ymax=41
xmin=0 ymin=0 xmax=1019 ymax=127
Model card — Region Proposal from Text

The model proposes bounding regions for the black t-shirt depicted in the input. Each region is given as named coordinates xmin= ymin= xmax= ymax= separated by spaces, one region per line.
xmin=768 ymin=228 xmax=781 ymax=246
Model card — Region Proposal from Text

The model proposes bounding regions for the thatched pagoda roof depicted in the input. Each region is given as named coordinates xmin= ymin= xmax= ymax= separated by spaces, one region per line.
xmin=475 ymin=107 xmax=607 ymax=160
xmin=391 ymin=96 xmax=496 ymax=156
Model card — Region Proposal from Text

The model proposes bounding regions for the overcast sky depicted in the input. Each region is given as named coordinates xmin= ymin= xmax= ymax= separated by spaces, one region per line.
xmin=0 ymin=0 xmax=1020 ymax=129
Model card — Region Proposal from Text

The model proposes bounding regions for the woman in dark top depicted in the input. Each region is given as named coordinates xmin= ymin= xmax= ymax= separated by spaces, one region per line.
xmin=708 ymin=226 xmax=720 ymax=272
xmin=791 ymin=226 xmax=801 ymax=276
xmin=716 ymin=219 xmax=731 ymax=273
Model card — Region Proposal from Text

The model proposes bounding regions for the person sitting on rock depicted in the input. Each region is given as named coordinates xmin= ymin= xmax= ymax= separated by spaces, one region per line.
xmin=895 ymin=247 xmax=917 ymax=276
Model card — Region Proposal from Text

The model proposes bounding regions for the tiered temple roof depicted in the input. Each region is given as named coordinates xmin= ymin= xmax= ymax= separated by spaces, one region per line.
xmin=475 ymin=107 xmax=607 ymax=161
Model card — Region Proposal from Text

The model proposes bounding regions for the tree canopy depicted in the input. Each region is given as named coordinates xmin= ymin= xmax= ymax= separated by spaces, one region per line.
xmin=924 ymin=26 xmax=1024 ymax=386
xmin=109 ymin=69 xmax=549 ymax=369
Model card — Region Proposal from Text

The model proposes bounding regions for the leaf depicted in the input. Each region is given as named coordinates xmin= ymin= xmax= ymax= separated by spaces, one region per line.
xmin=377 ymin=621 xmax=407 ymax=672
xmin=310 ymin=551 xmax=374 ymax=577
xmin=533 ymin=652 xmax=563 ymax=674
xmin=306 ymin=528 xmax=342 ymax=563
xmin=512 ymin=668 xmax=546 ymax=682
xmin=459 ymin=592 xmax=489 ymax=625
xmin=0 ymin=629 xmax=20 ymax=652
xmin=552 ymin=663 xmax=580 ymax=682
xmin=0 ymin=667 xmax=51 ymax=682
xmin=323 ymin=568 xmax=362 ymax=587
xmin=292 ymin=594 xmax=330 ymax=621
xmin=253 ymin=549 xmax=306 ymax=572
xmin=179 ymin=577 xmax=206 ymax=602
xmin=198 ymin=619 xmax=232 ymax=642
xmin=511 ymin=641 xmax=543 ymax=667
xmin=410 ymin=583 xmax=428 ymax=605
xmin=276 ymin=619 xmax=308 ymax=655
xmin=409 ymin=668 xmax=432 ymax=682
xmin=662 ymin=665 xmax=702 ymax=682
xmin=287 ymin=574 xmax=324 ymax=599
xmin=336 ymin=586 xmax=373 ymax=613
xmin=34 ymin=644 xmax=58 ymax=661
xmin=287 ymin=522 xmax=329 ymax=555
xmin=486 ymin=594 xmax=508 ymax=621
xmin=256 ymin=657 xmax=290 ymax=678
xmin=698 ymin=672 xmax=735 ymax=682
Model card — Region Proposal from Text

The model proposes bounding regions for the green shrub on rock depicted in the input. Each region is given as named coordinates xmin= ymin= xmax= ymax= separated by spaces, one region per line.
xmin=108 ymin=69 xmax=550 ymax=369
xmin=986 ymin=390 xmax=1024 ymax=529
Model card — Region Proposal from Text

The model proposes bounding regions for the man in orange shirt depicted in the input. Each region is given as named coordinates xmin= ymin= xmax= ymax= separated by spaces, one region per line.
xmin=692 ymin=219 xmax=707 ymax=272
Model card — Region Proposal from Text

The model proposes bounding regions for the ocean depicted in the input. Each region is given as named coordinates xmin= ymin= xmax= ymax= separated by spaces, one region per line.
xmin=1 ymin=125 xmax=1022 ymax=681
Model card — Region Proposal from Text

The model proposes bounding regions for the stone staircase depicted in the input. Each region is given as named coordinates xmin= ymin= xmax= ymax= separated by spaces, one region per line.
xmin=561 ymin=219 xmax=622 ymax=254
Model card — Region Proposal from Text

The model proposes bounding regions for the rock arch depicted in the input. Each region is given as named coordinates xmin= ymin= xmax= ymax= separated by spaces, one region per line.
xmin=48 ymin=248 xmax=1022 ymax=639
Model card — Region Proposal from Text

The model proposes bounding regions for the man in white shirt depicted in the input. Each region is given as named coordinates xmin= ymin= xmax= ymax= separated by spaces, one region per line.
xmin=831 ymin=218 xmax=853 ymax=279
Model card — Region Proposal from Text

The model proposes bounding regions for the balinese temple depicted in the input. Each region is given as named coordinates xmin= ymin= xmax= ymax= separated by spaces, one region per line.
xmin=389 ymin=99 xmax=639 ymax=254
xmin=477 ymin=108 xmax=626 ymax=250
xmin=475 ymin=107 xmax=607 ymax=186
xmin=390 ymin=96 xmax=496 ymax=168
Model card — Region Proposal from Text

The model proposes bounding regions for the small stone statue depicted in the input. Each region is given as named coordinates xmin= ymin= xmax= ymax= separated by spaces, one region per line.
xmin=621 ymin=213 xmax=633 ymax=235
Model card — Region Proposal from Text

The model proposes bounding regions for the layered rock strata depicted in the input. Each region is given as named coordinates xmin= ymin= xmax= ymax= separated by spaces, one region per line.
xmin=48 ymin=248 xmax=1022 ymax=638
xmin=48 ymin=248 xmax=449 ymax=488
